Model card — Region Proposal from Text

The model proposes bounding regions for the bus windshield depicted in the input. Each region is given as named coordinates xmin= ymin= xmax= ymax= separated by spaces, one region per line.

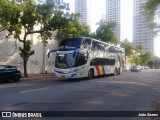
xmin=59 ymin=38 xmax=82 ymax=50
xmin=55 ymin=51 xmax=88 ymax=69
xmin=55 ymin=53 xmax=77 ymax=68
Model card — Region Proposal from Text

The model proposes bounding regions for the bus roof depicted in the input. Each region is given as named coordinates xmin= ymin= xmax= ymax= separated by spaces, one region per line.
xmin=68 ymin=37 xmax=124 ymax=51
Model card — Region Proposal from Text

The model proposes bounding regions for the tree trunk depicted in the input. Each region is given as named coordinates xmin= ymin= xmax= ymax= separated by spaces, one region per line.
xmin=23 ymin=58 xmax=28 ymax=77
xmin=23 ymin=42 xmax=28 ymax=77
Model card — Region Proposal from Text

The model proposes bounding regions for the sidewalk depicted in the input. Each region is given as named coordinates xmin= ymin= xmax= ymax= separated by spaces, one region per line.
xmin=21 ymin=73 xmax=54 ymax=81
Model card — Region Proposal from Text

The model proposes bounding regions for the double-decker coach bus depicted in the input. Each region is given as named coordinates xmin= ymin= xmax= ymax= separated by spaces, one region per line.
xmin=51 ymin=37 xmax=125 ymax=80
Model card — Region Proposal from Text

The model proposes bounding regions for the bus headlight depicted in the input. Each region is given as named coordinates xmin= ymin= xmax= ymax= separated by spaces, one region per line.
xmin=71 ymin=74 xmax=76 ymax=77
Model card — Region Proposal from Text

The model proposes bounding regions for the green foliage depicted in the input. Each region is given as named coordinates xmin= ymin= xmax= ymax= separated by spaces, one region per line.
xmin=0 ymin=0 xmax=21 ymax=32
xmin=154 ymin=56 xmax=160 ymax=69
xmin=124 ymin=43 xmax=152 ymax=66
xmin=120 ymin=40 xmax=151 ymax=66
xmin=0 ymin=0 xmax=72 ymax=77
xmin=143 ymin=0 xmax=160 ymax=19
xmin=142 ymin=0 xmax=160 ymax=32
xmin=120 ymin=39 xmax=134 ymax=57
xmin=56 ymin=16 xmax=91 ymax=41
xmin=90 ymin=32 xmax=97 ymax=39
xmin=96 ymin=19 xmax=118 ymax=44
xmin=50 ymin=11 xmax=69 ymax=31
xmin=148 ymin=56 xmax=160 ymax=69
xmin=19 ymin=40 xmax=34 ymax=62
xmin=134 ymin=44 xmax=144 ymax=55
xmin=140 ymin=51 xmax=152 ymax=65
xmin=129 ymin=55 xmax=142 ymax=65
xmin=80 ymin=23 xmax=90 ymax=37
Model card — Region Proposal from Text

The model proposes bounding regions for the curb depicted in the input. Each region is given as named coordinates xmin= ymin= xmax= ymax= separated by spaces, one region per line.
xmin=20 ymin=74 xmax=54 ymax=81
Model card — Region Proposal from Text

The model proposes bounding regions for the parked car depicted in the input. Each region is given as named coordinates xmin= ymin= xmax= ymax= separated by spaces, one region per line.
xmin=130 ymin=66 xmax=141 ymax=72
xmin=0 ymin=65 xmax=21 ymax=83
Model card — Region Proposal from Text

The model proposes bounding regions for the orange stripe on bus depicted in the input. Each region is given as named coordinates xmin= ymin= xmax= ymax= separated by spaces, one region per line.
xmin=96 ymin=66 xmax=101 ymax=75
xmin=96 ymin=66 xmax=103 ymax=75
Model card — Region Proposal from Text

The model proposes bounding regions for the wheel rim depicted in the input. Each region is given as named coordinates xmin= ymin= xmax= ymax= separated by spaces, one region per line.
xmin=15 ymin=76 xmax=20 ymax=82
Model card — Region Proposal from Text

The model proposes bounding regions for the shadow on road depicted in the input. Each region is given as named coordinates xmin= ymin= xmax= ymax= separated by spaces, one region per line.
xmin=54 ymin=74 xmax=118 ymax=83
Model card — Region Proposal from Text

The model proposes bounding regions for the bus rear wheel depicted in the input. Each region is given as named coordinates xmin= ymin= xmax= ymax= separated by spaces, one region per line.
xmin=114 ymin=68 xmax=118 ymax=76
xmin=88 ymin=69 xmax=94 ymax=80
xmin=118 ymin=68 xmax=121 ymax=75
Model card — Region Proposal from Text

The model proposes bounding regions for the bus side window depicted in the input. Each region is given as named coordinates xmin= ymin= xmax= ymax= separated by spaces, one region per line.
xmin=108 ymin=46 xmax=115 ymax=53
xmin=77 ymin=52 xmax=88 ymax=66
xmin=91 ymin=41 xmax=97 ymax=51
xmin=81 ymin=38 xmax=91 ymax=49
xmin=92 ymin=41 xmax=105 ymax=52
xmin=115 ymin=47 xmax=119 ymax=53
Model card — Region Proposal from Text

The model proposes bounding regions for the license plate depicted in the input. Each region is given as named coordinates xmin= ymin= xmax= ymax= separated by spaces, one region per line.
xmin=61 ymin=76 xmax=65 ymax=78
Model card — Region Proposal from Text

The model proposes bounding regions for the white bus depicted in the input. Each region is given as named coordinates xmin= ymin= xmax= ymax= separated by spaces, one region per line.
xmin=50 ymin=37 xmax=125 ymax=79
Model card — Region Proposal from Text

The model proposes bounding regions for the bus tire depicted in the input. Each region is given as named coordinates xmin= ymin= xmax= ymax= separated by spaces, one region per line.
xmin=114 ymin=68 xmax=118 ymax=76
xmin=118 ymin=67 xmax=121 ymax=75
xmin=88 ymin=69 xmax=94 ymax=80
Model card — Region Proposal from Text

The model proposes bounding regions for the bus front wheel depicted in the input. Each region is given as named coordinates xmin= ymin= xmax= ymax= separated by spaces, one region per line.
xmin=88 ymin=69 xmax=94 ymax=80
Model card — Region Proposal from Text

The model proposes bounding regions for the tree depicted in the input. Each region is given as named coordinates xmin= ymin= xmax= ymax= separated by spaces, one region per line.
xmin=134 ymin=44 xmax=144 ymax=55
xmin=129 ymin=55 xmax=142 ymax=65
xmin=0 ymin=0 xmax=21 ymax=32
xmin=0 ymin=0 xmax=70 ymax=77
xmin=120 ymin=39 xmax=134 ymax=65
xmin=80 ymin=23 xmax=90 ymax=37
xmin=56 ymin=17 xmax=91 ymax=41
xmin=154 ymin=56 xmax=160 ymax=69
xmin=143 ymin=0 xmax=160 ymax=31
xmin=148 ymin=56 xmax=160 ymax=69
xmin=143 ymin=0 xmax=160 ymax=19
xmin=120 ymin=39 xmax=134 ymax=57
xmin=140 ymin=51 xmax=152 ymax=65
xmin=96 ymin=19 xmax=118 ymax=44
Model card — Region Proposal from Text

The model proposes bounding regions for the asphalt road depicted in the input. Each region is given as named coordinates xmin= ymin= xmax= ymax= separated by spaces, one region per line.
xmin=0 ymin=69 xmax=160 ymax=120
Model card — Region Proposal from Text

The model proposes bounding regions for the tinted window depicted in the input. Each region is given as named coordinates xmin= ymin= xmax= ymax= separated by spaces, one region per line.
xmin=0 ymin=66 xmax=4 ymax=71
xmin=77 ymin=52 xmax=88 ymax=66
xmin=92 ymin=41 xmax=105 ymax=52
xmin=108 ymin=46 xmax=115 ymax=53
xmin=81 ymin=38 xmax=91 ymax=49
xmin=90 ymin=58 xmax=115 ymax=66
xmin=55 ymin=53 xmax=76 ymax=68
xmin=5 ymin=66 xmax=17 ymax=71
xmin=59 ymin=38 xmax=82 ymax=50
xmin=55 ymin=52 xmax=88 ymax=68
xmin=115 ymin=47 xmax=119 ymax=52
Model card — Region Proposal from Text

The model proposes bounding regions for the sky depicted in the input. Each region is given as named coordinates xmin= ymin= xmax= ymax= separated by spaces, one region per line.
xmin=64 ymin=0 xmax=106 ymax=31
xmin=64 ymin=0 xmax=160 ymax=57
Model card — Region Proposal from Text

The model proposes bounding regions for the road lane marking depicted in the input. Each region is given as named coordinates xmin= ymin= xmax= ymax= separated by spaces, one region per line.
xmin=19 ymin=87 xmax=49 ymax=93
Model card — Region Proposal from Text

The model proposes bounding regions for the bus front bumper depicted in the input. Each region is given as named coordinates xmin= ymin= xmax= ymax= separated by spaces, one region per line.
xmin=53 ymin=72 xmax=78 ymax=79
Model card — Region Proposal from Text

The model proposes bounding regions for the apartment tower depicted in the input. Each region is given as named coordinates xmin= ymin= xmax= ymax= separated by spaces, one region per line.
xmin=106 ymin=0 xmax=121 ymax=40
xmin=133 ymin=0 xmax=154 ymax=54
xmin=75 ymin=0 xmax=92 ymax=26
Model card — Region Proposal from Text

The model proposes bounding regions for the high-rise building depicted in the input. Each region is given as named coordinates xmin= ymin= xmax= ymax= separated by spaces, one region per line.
xmin=133 ymin=0 xmax=154 ymax=54
xmin=106 ymin=0 xmax=121 ymax=40
xmin=75 ymin=0 xmax=92 ymax=26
